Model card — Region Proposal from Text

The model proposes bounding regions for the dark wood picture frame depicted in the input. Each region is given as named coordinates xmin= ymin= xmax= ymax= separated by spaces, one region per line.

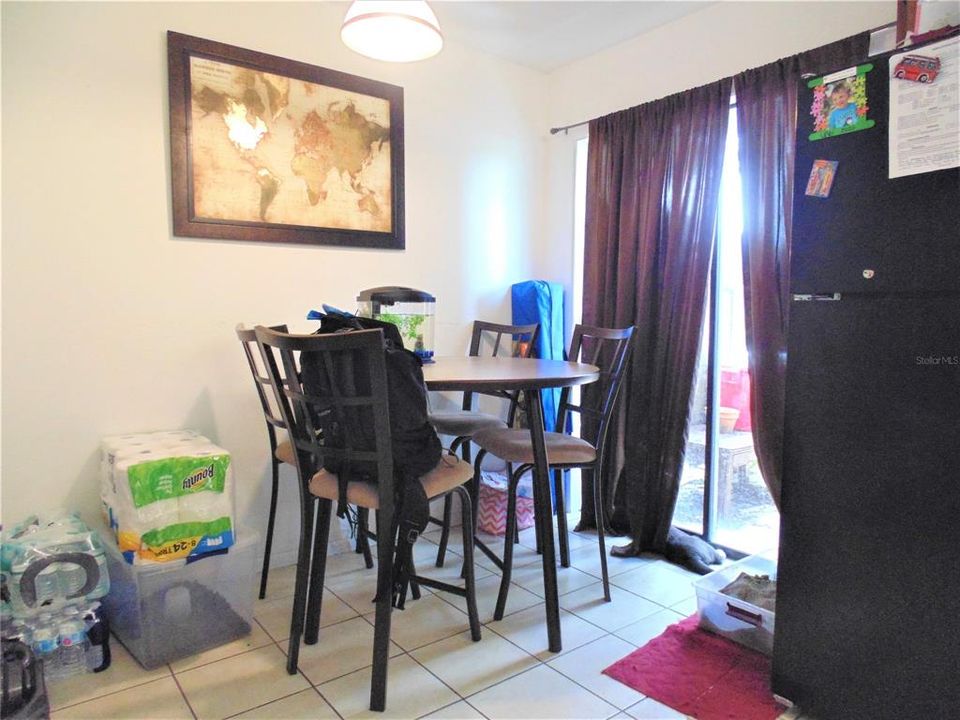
xmin=168 ymin=31 xmax=405 ymax=249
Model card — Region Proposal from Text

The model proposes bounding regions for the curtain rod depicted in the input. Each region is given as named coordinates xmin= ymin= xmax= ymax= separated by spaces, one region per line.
xmin=549 ymin=120 xmax=588 ymax=135
xmin=549 ymin=21 xmax=899 ymax=138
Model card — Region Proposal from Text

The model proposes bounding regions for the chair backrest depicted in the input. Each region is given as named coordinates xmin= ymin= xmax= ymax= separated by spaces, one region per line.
xmin=467 ymin=320 xmax=539 ymax=360
xmin=236 ymin=324 xmax=289 ymax=447
xmin=463 ymin=321 xmax=540 ymax=417
xmin=556 ymin=324 xmax=635 ymax=454
xmin=254 ymin=326 xmax=396 ymax=510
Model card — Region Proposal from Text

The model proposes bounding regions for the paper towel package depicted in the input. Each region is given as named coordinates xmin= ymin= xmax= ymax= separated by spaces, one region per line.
xmin=100 ymin=431 xmax=235 ymax=564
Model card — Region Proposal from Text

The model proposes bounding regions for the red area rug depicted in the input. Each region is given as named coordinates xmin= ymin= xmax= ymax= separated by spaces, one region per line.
xmin=603 ymin=616 xmax=786 ymax=720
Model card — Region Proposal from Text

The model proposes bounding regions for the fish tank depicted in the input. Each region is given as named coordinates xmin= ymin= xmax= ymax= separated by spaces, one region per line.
xmin=357 ymin=287 xmax=435 ymax=362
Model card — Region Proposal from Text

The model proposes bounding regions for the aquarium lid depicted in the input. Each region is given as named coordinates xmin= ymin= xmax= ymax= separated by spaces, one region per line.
xmin=357 ymin=286 xmax=435 ymax=304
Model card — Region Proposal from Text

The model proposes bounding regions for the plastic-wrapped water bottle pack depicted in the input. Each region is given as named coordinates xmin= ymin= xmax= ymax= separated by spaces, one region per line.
xmin=2 ymin=602 xmax=110 ymax=680
xmin=1 ymin=510 xmax=112 ymax=679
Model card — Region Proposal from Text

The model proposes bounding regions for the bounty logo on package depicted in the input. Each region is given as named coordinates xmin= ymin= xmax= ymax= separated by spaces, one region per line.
xmin=123 ymin=454 xmax=234 ymax=562
xmin=181 ymin=464 xmax=216 ymax=492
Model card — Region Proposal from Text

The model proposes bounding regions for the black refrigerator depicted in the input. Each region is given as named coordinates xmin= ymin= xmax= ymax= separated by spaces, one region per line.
xmin=773 ymin=38 xmax=960 ymax=720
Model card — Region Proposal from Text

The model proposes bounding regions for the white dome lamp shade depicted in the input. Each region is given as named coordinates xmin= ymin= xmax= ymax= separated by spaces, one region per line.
xmin=341 ymin=1 xmax=443 ymax=62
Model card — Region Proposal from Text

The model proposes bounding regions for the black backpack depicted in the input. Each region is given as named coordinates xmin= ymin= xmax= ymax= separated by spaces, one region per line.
xmin=300 ymin=313 xmax=442 ymax=607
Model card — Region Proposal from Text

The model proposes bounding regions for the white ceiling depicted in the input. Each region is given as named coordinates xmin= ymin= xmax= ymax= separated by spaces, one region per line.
xmin=433 ymin=1 xmax=713 ymax=72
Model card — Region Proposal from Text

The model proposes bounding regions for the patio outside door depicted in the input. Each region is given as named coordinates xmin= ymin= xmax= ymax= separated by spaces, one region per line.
xmin=672 ymin=108 xmax=780 ymax=556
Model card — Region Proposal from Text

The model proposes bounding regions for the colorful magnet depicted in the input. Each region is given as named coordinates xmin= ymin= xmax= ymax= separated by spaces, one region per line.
xmin=892 ymin=54 xmax=941 ymax=83
xmin=805 ymin=160 xmax=839 ymax=198
xmin=808 ymin=63 xmax=876 ymax=141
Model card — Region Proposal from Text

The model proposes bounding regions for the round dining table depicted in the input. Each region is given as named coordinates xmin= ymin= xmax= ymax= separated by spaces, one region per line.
xmin=423 ymin=356 xmax=599 ymax=653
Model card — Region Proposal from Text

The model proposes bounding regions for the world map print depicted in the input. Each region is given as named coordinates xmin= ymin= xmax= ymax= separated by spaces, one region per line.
xmin=188 ymin=56 xmax=392 ymax=232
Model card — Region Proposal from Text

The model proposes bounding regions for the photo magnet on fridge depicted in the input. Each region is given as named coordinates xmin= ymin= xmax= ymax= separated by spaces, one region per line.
xmin=809 ymin=63 xmax=875 ymax=141
xmin=806 ymin=160 xmax=839 ymax=198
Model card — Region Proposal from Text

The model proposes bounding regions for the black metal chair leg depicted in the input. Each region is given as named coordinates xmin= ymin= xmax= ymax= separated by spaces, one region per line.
xmin=353 ymin=506 xmax=363 ymax=553
xmin=286 ymin=495 xmax=316 ymax=674
xmin=437 ymin=439 xmax=471 ymax=567
xmin=435 ymin=495 xmax=453 ymax=567
xmin=259 ymin=457 xmax=281 ymax=599
xmin=493 ymin=468 xmax=523 ymax=621
xmin=358 ymin=507 xmax=374 ymax=569
xmin=554 ymin=469 xmax=570 ymax=568
xmin=455 ymin=449 xmax=489 ymax=581
xmin=355 ymin=505 xmax=365 ymax=554
xmin=594 ymin=463 xmax=611 ymax=601
xmin=369 ymin=509 xmax=395 ymax=712
xmin=456 ymin=486 xmax=481 ymax=640
xmin=530 ymin=467 xmax=543 ymax=554
xmin=507 ymin=463 xmax=520 ymax=544
xmin=471 ymin=449 xmax=487 ymax=535
xmin=409 ymin=555 xmax=422 ymax=600
xmin=305 ymin=498 xmax=333 ymax=644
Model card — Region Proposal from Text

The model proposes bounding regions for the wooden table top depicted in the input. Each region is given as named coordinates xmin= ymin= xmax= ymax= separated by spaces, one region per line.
xmin=423 ymin=356 xmax=599 ymax=391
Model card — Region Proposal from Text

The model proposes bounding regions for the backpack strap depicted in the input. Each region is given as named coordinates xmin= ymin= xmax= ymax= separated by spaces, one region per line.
xmin=389 ymin=473 xmax=429 ymax=609
xmin=336 ymin=464 xmax=350 ymax=520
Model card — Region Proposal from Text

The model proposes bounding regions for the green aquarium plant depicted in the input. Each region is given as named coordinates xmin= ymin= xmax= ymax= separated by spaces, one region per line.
xmin=378 ymin=312 xmax=425 ymax=349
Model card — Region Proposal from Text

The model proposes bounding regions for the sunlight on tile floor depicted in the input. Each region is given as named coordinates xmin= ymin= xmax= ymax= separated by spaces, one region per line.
xmin=48 ymin=519 xmax=812 ymax=719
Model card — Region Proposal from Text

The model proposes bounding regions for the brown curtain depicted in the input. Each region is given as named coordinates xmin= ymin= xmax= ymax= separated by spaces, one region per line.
xmin=579 ymin=78 xmax=732 ymax=553
xmin=734 ymin=32 xmax=870 ymax=508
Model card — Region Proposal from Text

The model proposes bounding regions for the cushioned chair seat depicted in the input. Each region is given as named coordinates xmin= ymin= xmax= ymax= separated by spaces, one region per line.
xmin=308 ymin=454 xmax=473 ymax=509
xmin=471 ymin=428 xmax=597 ymax=465
xmin=428 ymin=411 xmax=508 ymax=437
xmin=275 ymin=440 xmax=295 ymax=466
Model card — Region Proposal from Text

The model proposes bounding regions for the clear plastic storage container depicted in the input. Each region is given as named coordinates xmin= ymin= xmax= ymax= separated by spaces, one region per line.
xmin=357 ymin=287 xmax=435 ymax=361
xmin=694 ymin=551 xmax=777 ymax=656
xmin=100 ymin=531 xmax=257 ymax=669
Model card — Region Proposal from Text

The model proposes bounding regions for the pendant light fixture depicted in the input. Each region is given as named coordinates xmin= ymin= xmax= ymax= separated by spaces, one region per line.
xmin=341 ymin=1 xmax=443 ymax=62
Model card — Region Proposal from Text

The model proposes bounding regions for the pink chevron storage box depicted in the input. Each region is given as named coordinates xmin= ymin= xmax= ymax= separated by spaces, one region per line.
xmin=477 ymin=478 xmax=535 ymax=536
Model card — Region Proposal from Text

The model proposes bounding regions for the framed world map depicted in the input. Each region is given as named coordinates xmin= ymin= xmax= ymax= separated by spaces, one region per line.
xmin=168 ymin=32 xmax=404 ymax=249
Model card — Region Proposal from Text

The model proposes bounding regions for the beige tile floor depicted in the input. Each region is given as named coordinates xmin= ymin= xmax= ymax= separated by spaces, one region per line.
xmin=49 ymin=519 xmax=811 ymax=720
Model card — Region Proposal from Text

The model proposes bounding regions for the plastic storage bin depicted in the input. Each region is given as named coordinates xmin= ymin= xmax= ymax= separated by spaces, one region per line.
xmin=694 ymin=551 xmax=777 ymax=656
xmin=101 ymin=531 xmax=257 ymax=669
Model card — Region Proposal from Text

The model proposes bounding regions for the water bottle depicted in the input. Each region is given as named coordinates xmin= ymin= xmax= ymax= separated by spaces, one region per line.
xmin=34 ymin=565 xmax=61 ymax=606
xmin=58 ymin=615 xmax=87 ymax=677
xmin=59 ymin=562 xmax=87 ymax=599
xmin=6 ymin=560 xmax=44 ymax=614
xmin=31 ymin=617 xmax=61 ymax=679
xmin=11 ymin=621 xmax=32 ymax=647
xmin=0 ymin=602 xmax=13 ymax=637
xmin=0 ymin=608 xmax=31 ymax=646
xmin=89 ymin=549 xmax=109 ymax=599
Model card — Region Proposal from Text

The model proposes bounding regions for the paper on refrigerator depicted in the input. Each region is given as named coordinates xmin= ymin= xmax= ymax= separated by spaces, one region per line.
xmin=888 ymin=36 xmax=960 ymax=178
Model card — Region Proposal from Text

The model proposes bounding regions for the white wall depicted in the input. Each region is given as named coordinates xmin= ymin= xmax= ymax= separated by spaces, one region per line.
xmin=1 ymin=2 xmax=546 ymax=565
xmin=0 ymin=1 xmax=898 ymax=563
xmin=538 ymin=1 xmax=895 ymax=329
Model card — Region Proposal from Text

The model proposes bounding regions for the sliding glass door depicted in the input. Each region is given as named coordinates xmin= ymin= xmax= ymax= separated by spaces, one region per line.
xmin=572 ymin=111 xmax=779 ymax=555
xmin=673 ymin=107 xmax=780 ymax=555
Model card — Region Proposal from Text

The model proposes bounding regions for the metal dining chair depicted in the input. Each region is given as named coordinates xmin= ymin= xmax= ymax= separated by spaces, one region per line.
xmin=236 ymin=324 xmax=374 ymax=599
xmin=428 ymin=320 xmax=538 ymax=564
xmin=470 ymin=324 xmax=635 ymax=619
xmin=236 ymin=324 xmax=298 ymax=599
xmin=254 ymin=325 xmax=481 ymax=712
